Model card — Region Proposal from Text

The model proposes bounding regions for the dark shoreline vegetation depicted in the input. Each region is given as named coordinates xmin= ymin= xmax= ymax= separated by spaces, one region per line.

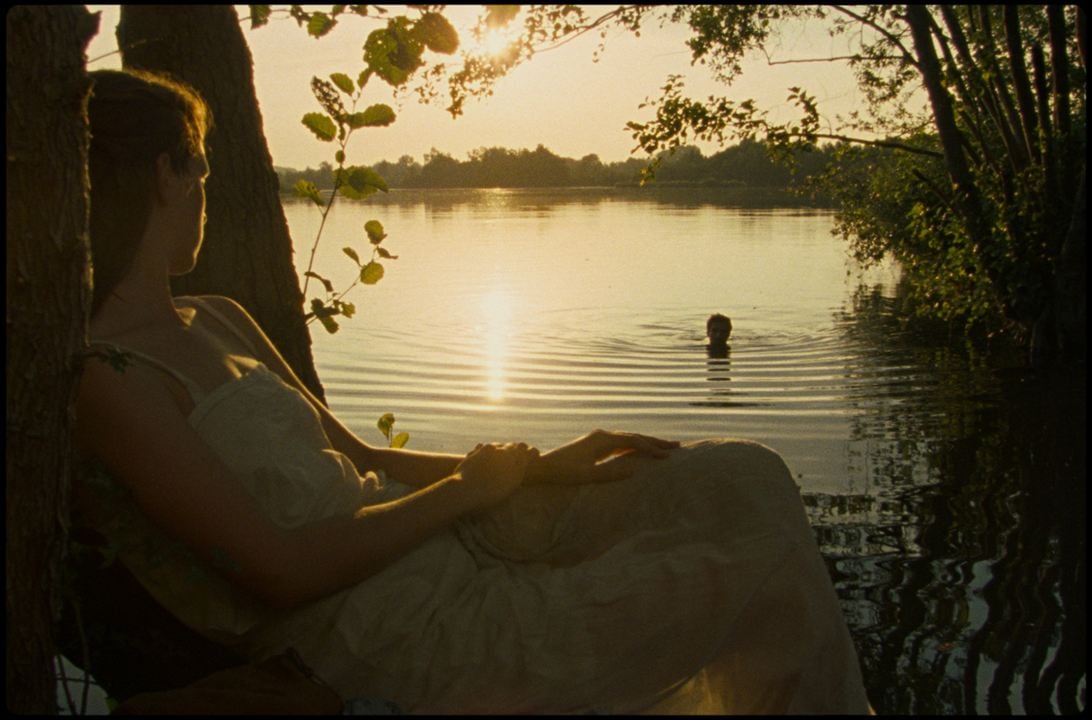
xmin=275 ymin=138 xmax=837 ymax=203
xmin=823 ymin=282 xmax=1086 ymax=714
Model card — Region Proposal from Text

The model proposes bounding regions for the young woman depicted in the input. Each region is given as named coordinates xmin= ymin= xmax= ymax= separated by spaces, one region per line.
xmin=75 ymin=69 xmax=871 ymax=713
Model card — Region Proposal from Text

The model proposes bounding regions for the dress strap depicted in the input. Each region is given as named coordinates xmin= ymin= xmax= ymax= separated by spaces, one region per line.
xmin=184 ymin=296 xmax=262 ymax=358
xmin=87 ymin=341 xmax=207 ymax=406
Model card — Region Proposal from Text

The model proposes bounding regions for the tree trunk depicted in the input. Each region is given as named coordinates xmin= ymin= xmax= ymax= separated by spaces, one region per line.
xmin=1003 ymin=5 xmax=1042 ymax=164
xmin=117 ymin=5 xmax=325 ymax=402
xmin=905 ymin=8 xmax=978 ymax=211
xmin=6 ymin=5 xmax=98 ymax=713
xmin=1052 ymin=166 xmax=1086 ymax=366
xmin=905 ymin=7 xmax=1008 ymax=315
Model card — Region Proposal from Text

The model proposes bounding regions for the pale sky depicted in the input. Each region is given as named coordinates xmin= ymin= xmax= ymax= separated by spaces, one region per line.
xmin=85 ymin=5 xmax=880 ymax=170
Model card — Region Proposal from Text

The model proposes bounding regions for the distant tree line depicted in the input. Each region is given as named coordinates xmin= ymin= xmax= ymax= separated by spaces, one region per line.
xmin=275 ymin=138 xmax=837 ymax=193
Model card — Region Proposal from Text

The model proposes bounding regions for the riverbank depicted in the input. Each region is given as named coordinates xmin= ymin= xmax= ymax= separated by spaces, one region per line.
xmin=279 ymin=183 xmax=834 ymax=209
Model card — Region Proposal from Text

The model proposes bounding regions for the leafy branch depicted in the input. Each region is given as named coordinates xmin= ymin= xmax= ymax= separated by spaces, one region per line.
xmin=248 ymin=5 xmax=463 ymax=445
xmin=376 ymin=412 xmax=409 ymax=449
xmin=296 ymin=72 xmax=396 ymax=334
xmin=249 ymin=4 xmax=460 ymax=334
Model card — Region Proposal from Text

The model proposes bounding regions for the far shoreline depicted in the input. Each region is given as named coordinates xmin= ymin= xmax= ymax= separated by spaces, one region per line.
xmin=278 ymin=184 xmax=835 ymax=209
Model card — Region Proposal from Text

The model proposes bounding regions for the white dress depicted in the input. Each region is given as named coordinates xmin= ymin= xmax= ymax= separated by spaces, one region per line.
xmin=85 ymin=297 xmax=871 ymax=714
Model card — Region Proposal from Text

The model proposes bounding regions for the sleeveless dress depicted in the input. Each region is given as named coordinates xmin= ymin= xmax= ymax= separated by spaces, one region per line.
xmin=85 ymin=296 xmax=871 ymax=714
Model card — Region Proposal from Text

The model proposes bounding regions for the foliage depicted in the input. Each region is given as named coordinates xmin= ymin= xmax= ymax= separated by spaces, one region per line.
xmin=277 ymin=138 xmax=835 ymax=191
xmin=248 ymin=4 xmax=460 ymax=335
xmin=376 ymin=412 xmax=409 ymax=449
xmin=294 ymin=71 xmax=398 ymax=335
xmin=247 ymin=4 xmax=465 ymax=449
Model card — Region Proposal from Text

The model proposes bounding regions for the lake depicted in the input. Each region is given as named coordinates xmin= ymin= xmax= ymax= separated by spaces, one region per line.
xmin=297 ymin=187 xmax=901 ymax=488
xmin=284 ymin=187 xmax=1085 ymax=715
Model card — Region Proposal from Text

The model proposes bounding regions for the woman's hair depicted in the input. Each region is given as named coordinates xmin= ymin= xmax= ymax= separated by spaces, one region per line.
xmin=87 ymin=69 xmax=212 ymax=315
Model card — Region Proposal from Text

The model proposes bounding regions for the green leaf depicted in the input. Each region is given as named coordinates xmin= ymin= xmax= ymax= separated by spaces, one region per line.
xmin=414 ymin=12 xmax=459 ymax=55
xmin=357 ymin=69 xmax=372 ymax=89
xmin=307 ymin=11 xmax=337 ymax=37
xmin=301 ymin=112 xmax=337 ymax=142
xmin=390 ymin=431 xmax=410 ymax=449
xmin=317 ymin=313 xmax=339 ymax=334
xmin=293 ymin=179 xmax=325 ymax=207
xmin=311 ymin=77 xmax=346 ymax=121
xmin=347 ymin=103 xmax=396 ymax=129
xmin=360 ymin=260 xmax=384 ymax=285
xmin=363 ymin=19 xmax=425 ymax=87
xmin=330 ymin=72 xmax=355 ymax=94
xmin=342 ymin=246 xmax=361 ymax=264
xmin=377 ymin=412 xmax=394 ymax=439
xmin=304 ymin=271 xmax=333 ymax=294
xmin=310 ymin=298 xmax=339 ymax=318
xmin=376 ymin=247 xmax=398 ymax=260
xmin=364 ymin=219 xmax=387 ymax=244
xmin=249 ymin=5 xmax=272 ymax=29
xmin=363 ymin=103 xmax=396 ymax=126
xmin=338 ymin=165 xmax=389 ymax=199
xmin=335 ymin=149 xmax=345 ymax=164
xmin=336 ymin=301 xmax=355 ymax=318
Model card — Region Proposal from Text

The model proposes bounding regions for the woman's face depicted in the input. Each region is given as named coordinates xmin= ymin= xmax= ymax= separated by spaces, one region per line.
xmin=167 ymin=153 xmax=209 ymax=275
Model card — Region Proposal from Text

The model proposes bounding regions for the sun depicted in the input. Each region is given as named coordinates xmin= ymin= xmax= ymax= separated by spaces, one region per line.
xmin=473 ymin=26 xmax=521 ymax=60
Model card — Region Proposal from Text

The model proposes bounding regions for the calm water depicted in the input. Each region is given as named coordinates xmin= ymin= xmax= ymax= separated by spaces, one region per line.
xmin=285 ymin=187 xmax=1082 ymax=715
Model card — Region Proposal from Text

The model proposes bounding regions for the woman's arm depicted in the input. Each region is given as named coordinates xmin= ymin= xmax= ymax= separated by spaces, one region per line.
xmin=526 ymin=429 xmax=680 ymax=485
xmin=202 ymin=295 xmax=462 ymax=487
xmin=75 ymin=355 xmax=529 ymax=610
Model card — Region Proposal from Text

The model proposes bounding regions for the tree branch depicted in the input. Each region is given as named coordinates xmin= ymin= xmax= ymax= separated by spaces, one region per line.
xmin=977 ymin=6 xmax=1029 ymax=170
xmin=530 ymin=5 xmax=655 ymax=55
xmin=763 ymin=54 xmax=899 ymax=65
xmin=808 ymin=132 xmax=944 ymax=158
xmin=1003 ymin=4 xmax=1041 ymax=163
xmin=1031 ymin=41 xmax=1059 ymax=210
xmin=927 ymin=11 xmax=986 ymax=168
xmin=939 ymin=5 xmax=1025 ymax=173
xmin=831 ymin=5 xmax=919 ymax=69
xmin=1047 ymin=5 xmax=1077 ymax=194
xmin=1046 ymin=6 xmax=1072 ymax=140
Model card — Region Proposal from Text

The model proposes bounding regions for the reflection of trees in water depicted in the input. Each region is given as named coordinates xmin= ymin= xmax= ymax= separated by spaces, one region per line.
xmin=809 ymin=280 xmax=1086 ymax=714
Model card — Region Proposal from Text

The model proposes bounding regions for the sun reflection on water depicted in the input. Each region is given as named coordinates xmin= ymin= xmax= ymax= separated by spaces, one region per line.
xmin=480 ymin=287 xmax=514 ymax=403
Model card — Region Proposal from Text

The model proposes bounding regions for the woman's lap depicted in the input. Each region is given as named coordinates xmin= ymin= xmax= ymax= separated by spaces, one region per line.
xmin=281 ymin=438 xmax=867 ymax=713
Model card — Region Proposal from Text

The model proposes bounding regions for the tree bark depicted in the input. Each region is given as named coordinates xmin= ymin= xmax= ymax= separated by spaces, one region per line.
xmin=117 ymin=5 xmax=325 ymax=402
xmin=1003 ymin=5 xmax=1042 ymax=164
xmin=905 ymin=8 xmax=977 ymax=203
xmin=939 ymin=6 xmax=1023 ymax=174
xmin=6 ymin=5 xmax=99 ymax=713
xmin=904 ymin=9 xmax=999 ymax=263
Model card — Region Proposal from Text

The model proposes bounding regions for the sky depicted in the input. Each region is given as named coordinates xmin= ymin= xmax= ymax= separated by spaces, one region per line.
xmin=85 ymin=5 xmax=877 ymax=170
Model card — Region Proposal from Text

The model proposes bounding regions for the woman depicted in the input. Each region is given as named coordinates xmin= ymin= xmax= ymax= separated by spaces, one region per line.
xmin=76 ymin=69 xmax=871 ymax=713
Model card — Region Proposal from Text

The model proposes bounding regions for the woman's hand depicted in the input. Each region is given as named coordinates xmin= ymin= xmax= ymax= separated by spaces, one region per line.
xmin=526 ymin=430 xmax=680 ymax=486
xmin=455 ymin=442 xmax=539 ymax=508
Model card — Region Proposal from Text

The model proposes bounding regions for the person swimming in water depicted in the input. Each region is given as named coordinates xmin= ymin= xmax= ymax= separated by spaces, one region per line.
xmin=707 ymin=313 xmax=732 ymax=350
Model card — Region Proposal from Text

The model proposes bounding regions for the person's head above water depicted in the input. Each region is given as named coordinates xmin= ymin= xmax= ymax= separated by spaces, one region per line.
xmin=706 ymin=313 xmax=732 ymax=346
xmin=86 ymin=69 xmax=212 ymax=316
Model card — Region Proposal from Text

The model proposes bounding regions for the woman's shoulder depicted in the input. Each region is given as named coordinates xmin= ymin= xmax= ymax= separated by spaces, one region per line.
xmin=177 ymin=294 xmax=270 ymax=358
xmin=176 ymin=294 xmax=247 ymax=315
xmin=177 ymin=294 xmax=259 ymax=331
